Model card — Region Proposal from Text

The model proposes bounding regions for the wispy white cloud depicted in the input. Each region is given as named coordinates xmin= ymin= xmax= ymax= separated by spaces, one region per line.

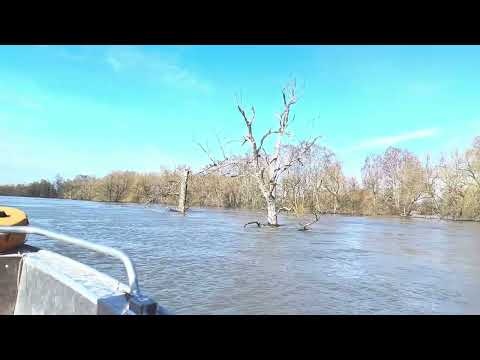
xmin=31 ymin=45 xmax=212 ymax=93
xmin=352 ymin=128 xmax=439 ymax=150
xmin=104 ymin=46 xmax=212 ymax=93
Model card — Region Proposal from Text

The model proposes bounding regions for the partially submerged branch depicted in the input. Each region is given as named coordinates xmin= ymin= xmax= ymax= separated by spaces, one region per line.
xmin=244 ymin=221 xmax=283 ymax=228
xmin=168 ymin=207 xmax=190 ymax=213
xmin=298 ymin=212 xmax=320 ymax=231
xmin=244 ymin=221 xmax=261 ymax=228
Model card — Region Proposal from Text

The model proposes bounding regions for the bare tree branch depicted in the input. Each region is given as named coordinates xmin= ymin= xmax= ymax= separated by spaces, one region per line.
xmin=244 ymin=221 xmax=261 ymax=228
xmin=197 ymin=142 xmax=218 ymax=167
xmin=298 ymin=212 xmax=319 ymax=231
xmin=259 ymin=129 xmax=280 ymax=152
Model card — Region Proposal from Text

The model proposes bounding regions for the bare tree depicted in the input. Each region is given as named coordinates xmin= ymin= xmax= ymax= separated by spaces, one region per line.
xmin=103 ymin=171 xmax=135 ymax=202
xmin=362 ymin=154 xmax=383 ymax=215
xmin=70 ymin=175 xmax=97 ymax=201
xmin=134 ymin=173 xmax=155 ymax=202
xmin=382 ymin=147 xmax=403 ymax=214
xmin=438 ymin=151 xmax=469 ymax=219
xmin=282 ymin=173 xmax=305 ymax=214
xmin=201 ymin=80 xmax=319 ymax=226
xmin=320 ymin=152 xmax=345 ymax=215
xmin=458 ymin=136 xmax=480 ymax=189
xmin=346 ymin=177 xmax=365 ymax=215
xmin=298 ymin=211 xmax=319 ymax=231
xmin=398 ymin=153 xmax=427 ymax=216
xmin=143 ymin=167 xmax=191 ymax=214
xmin=422 ymin=154 xmax=441 ymax=215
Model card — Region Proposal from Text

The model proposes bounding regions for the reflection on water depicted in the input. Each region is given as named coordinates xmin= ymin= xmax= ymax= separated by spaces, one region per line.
xmin=2 ymin=195 xmax=480 ymax=314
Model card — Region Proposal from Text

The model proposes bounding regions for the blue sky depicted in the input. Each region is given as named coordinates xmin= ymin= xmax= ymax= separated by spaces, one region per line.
xmin=1 ymin=45 xmax=479 ymax=184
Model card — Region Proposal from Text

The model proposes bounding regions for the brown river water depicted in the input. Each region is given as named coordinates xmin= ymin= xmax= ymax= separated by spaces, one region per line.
xmin=2 ymin=195 xmax=480 ymax=314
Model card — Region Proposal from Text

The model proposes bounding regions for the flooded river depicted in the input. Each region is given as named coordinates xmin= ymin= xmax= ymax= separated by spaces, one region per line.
xmin=2 ymin=195 xmax=480 ymax=314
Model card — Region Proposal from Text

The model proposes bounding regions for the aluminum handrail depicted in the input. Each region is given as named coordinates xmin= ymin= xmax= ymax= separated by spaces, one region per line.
xmin=0 ymin=226 xmax=140 ymax=295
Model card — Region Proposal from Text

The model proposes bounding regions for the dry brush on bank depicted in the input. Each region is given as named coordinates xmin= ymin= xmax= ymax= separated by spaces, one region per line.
xmin=1 ymin=135 xmax=480 ymax=222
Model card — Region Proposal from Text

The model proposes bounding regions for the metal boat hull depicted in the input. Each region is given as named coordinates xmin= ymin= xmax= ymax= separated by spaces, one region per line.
xmin=0 ymin=245 xmax=167 ymax=315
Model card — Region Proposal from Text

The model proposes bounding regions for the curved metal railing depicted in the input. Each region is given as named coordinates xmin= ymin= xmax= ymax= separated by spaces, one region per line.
xmin=0 ymin=225 xmax=140 ymax=295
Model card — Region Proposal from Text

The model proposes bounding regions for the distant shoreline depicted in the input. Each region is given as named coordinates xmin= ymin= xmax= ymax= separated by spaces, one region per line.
xmin=2 ymin=194 xmax=479 ymax=224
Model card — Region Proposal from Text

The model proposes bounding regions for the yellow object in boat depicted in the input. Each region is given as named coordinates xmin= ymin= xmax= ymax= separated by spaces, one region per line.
xmin=0 ymin=207 xmax=29 ymax=252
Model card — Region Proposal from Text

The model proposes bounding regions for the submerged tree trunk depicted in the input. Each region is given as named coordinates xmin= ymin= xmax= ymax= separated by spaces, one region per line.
xmin=266 ymin=197 xmax=278 ymax=226
xmin=177 ymin=170 xmax=190 ymax=214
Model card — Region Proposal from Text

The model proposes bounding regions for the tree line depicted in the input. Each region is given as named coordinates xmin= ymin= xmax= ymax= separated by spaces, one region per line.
xmin=1 ymin=136 xmax=479 ymax=221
